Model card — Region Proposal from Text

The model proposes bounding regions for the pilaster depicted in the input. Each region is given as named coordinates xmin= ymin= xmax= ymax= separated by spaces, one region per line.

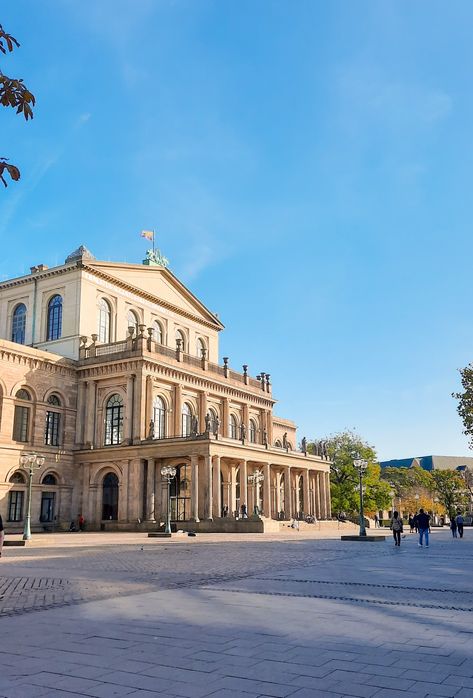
xmin=191 ymin=454 xmax=200 ymax=522
xmin=212 ymin=455 xmax=221 ymax=518
xmin=263 ymin=462 xmax=271 ymax=518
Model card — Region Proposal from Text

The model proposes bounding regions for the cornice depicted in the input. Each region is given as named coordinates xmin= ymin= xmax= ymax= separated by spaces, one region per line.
xmin=0 ymin=264 xmax=78 ymax=290
xmin=0 ymin=341 xmax=77 ymax=377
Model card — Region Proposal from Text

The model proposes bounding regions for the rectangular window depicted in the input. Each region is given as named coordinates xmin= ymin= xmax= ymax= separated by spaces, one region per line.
xmin=13 ymin=405 xmax=29 ymax=442
xmin=8 ymin=490 xmax=24 ymax=521
xmin=45 ymin=411 xmax=60 ymax=446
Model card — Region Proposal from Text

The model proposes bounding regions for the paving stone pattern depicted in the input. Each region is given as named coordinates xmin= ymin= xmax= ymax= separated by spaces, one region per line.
xmin=1 ymin=529 xmax=473 ymax=697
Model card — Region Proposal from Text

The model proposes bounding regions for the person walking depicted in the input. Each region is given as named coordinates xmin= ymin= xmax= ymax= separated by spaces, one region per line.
xmin=408 ymin=514 xmax=415 ymax=533
xmin=0 ymin=513 xmax=4 ymax=557
xmin=417 ymin=508 xmax=431 ymax=547
xmin=78 ymin=514 xmax=85 ymax=532
xmin=413 ymin=512 xmax=419 ymax=533
xmin=374 ymin=513 xmax=379 ymax=528
xmin=456 ymin=512 xmax=464 ymax=539
xmin=391 ymin=510 xmax=403 ymax=546
xmin=450 ymin=516 xmax=458 ymax=538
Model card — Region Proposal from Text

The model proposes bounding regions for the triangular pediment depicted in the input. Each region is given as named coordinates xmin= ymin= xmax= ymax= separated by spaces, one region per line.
xmin=83 ymin=261 xmax=223 ymax=330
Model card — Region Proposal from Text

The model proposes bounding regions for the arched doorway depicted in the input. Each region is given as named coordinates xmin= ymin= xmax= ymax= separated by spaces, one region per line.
xmin=102 ymin=472 xmax=119 ymax=520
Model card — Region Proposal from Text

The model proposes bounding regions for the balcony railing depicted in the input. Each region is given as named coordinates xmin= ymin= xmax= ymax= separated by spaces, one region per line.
xmin=79 ymin=327 xmax=272 ymax=394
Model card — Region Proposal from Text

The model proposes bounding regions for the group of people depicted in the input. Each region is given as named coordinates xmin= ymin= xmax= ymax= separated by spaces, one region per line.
xmin=391 ymin=509 xmax=431 ymax=547
xmin=391 ymin=509 xmax=466 ymax=547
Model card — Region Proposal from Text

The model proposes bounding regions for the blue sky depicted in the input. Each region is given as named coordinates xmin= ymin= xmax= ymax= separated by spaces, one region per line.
xmin=2 ymin=0 xmax=473 ymax=460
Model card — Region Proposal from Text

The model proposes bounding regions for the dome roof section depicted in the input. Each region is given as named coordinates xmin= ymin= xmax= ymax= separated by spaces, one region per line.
xmin=65 ymin=245 xmax=96 ymax=264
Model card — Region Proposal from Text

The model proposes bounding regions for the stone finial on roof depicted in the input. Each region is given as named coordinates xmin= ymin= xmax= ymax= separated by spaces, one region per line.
xmin=65 ymin=245 xmax=96 ymax=264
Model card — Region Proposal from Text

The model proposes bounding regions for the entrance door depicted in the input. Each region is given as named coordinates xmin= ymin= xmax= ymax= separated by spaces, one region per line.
xmin=102 ymin=473 xmax=119 ymax=520
xmin=40 ymin=492 xmax=55 ymax=522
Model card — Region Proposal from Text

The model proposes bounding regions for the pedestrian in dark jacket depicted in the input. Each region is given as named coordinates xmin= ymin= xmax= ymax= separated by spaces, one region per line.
xmin=417 ymin=509 xmax=431 ymax=547
xmin=408 ymin=514 xmax=415 ymax=533
xmin=391 ymin=511 xmax=403 ymax=546
xmin=456 ymin=513 xmax=464 ymax=539
xmin=450 ymin=517 xmax=458 ymax=538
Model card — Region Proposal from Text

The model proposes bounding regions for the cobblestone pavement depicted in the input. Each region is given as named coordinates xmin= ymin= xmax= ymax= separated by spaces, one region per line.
xmin=1 ymin=528 xmax=473 ymax=697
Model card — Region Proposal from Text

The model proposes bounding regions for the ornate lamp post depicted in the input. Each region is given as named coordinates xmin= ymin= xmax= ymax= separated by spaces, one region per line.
xmin=353 ymin=454 xmax=368 ymax=537
xmin=19 ymin=452 xmax=45 ymax=540
xmin=161 ymin=465 xmax=176 ymax=534
xmin=248 ymin=469 xmax=264 ymax=516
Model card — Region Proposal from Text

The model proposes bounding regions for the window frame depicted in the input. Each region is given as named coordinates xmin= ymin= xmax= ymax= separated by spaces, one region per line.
xmin=181 ymin=402 xmax=192 ymax=437
xmin=8 ymin=490 xmax=24 ymax=522
xmin=98 ymin=297 xmax=111 ymax=343
xmin=104 ymin=394 xmax=124 ymax=445
xmin=46 ymin=295 xmax=63 ymax=341
xmin=152 ymin=395 xmax=166 ymax=439
xmin=11 ymin=303 xmax=27 ymax=344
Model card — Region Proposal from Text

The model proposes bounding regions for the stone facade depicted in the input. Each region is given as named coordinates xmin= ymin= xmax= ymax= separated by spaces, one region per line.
xmin=0 ymin=247 xmax=331 ymax=532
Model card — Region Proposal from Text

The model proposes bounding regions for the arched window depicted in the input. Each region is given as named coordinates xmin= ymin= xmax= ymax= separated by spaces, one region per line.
xmin=9 ymin=471 xmax=26 ymax=484
xmin=175 ymin=329 xmax=186 ymax=352
xmin=153 ymin=395 xmax=166 ymax=439
xmin=13 ymin=389 xmax=31 ymax=442
xmin=196 ymin=338 xmax=206 ymax=359
xmin=105 ymin=394 xmax=124 ymax=445
xmin=42 ymin=473 xmax=57 ymax=486
xmin=11 ymin=303 xmax=26 ymax=344
xmin=229 ymin=414 xmax=238 ymax=439
xmin=249 ymin=419 xmax=257 ymax=444
xmin=275 ymin=439 xmax=282 ymax=448
xmin=208 ymin=408 xmax=219 ymax=435
xmin=153 ymin=320 xmax=163 ymax=344
xmin=102 ymin=472 xmax=119 ymax=520
xmin=127 ymin=310 xmax=139 ymax=335
xmin=45 ymin=394 xmax=61 ymax=447
xmin=47 ymin=295 xmax=63 ymax=341
xmin=182 ymin=402 xmax=192 ymax=437
xmin=98 ymin=298 xmax=111 ymax=343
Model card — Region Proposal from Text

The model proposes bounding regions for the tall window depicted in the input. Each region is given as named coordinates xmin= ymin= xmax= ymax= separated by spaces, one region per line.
xmin=105 ymin=394 xmax=124 ymax=445
xmin=45 ymin=394 xmax=61 ymax=447
xmin=249 ymin=419 xmax=257 ymax=443
xmin=153 ymin=395 xmax=166 ymax=438
xmin=209 ymin=408 xmax=219 ymax=434
xmin=98 ymin=298 xmax=111 ymax=343
xmin=11 ymin=303 xmax=26 ymax=344
xmin=153 ymin=320 xmax=163 ymax=344
xmin=13 ymin=389 xmax=31 ymax=442
xmin=127 ymin=310 xmax=139 ymax=335
xmin=8 ymin=490 xmax=24 ymax=521
xmin=102 ymin=472 xmax=119 ymax=520
xmin=182 ymin=403 xmax=192 ymax=436
xmin=229 ymin=414 xmax=238 ymax=439
xmin=175 ymin=329 xmax=186 ymax=352
xmin=196 ymin=338 xmax=206 ymax=358
xmin=47 ymin=295 xmax=63 ymax=341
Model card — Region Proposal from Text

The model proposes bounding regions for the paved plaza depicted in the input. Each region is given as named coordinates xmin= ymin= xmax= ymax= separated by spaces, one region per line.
xmin=0 ymin=528 xmax=473 ymax=698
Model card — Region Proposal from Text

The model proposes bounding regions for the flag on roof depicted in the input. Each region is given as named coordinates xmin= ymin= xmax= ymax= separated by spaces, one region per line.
xmin=140 ymin=230 xmax=154 ymax=241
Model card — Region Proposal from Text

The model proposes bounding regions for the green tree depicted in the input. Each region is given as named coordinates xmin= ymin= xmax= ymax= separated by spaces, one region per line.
xmin=1 ymin=22 xmax=35 ymax=186
xmin=309 ymin=430 xmax=391 ymax=517
xmin=431 ymin=470 xmax=468 ymax=518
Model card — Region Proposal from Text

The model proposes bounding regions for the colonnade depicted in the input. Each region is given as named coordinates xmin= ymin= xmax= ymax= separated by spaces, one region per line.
xmin=79 ymin=456 xmax=332 ymax=525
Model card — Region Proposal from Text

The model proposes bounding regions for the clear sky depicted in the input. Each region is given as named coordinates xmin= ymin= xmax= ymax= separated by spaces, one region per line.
xmin=2 ymin=0 xmax=473 ymax=460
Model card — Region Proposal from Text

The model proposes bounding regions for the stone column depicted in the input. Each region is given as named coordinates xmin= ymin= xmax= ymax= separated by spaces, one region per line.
xmin=84 ymin=381 xmax=97 ymax=446
xmin=242 ymin=403 xmax=249 ymax=434
xmin=145 ymin=375 xmax=153 ymax=436
xmin=320 ymin=470 xmax=327 ymax=519
xmin=173 ymin=384 xmax=182 ymax=436
xmin=266 ymin=410 xmax=274 ymax=446
xmin=240 ymin=459 xmax=248 ymax=513
xmin=263 ymin=462 xmax=271 ymax=518
xmin=153 ymin=459 xmax=163 ymax=522
xmin=275 ymin=471 xmax=281 ymax=515
xmin=127 ymin=458 xmax=142 ymax=522
xmin=125 ymin=374 xmax=134 ymax=443
xmin=204 ymin=455 xmax=213 ymax=519
xmin=229 ymin=465 xmax=236 ymax=515
xmin=222 ymin=397 xmax=229 ymax=437
xmin=81 ymin=463 xmax=91 ymax=520
xmin=284 ymin=466 xmax=292 ymax=519
xmin=191 ymin=454 xmax=200 ymax=522
xmin=314 ymin=472 xmax=321 ymax=519
xmin=213 ymin=455 xmax=221 ymax=518
xmin=75 ymin=381 xmax=86 ymax=445
xmin=199 ymin=391 xmax=208 ymax=432
xmin=325 ymin=472 xmax=332 ymax=519
xmin=133 ymin=373 xmax=144 ymax=443
xmin=146 ymin=458 xmax=155 ymax=521
xmin=302 ymin=469 xmax=310 ymax=517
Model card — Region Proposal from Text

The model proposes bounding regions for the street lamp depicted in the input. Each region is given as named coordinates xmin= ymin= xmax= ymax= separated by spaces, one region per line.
xmin=161 ymin=465 xmax=176 ymax=534
xmin=19 ymin=452 xmax=45 ymax=540
xmin=248 ymin=469 xmax=264 ymax=516
xmin=353 ymin=454 xmax=368 ymax=537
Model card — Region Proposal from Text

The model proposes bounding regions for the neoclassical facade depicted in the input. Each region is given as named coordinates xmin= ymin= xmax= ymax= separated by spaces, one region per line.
xmin=0 ymin=246 xmax=331 ymax=532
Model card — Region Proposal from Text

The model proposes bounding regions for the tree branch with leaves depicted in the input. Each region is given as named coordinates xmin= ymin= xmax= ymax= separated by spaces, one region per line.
xmin=0 ymin=22 xmax=35 ymax=186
